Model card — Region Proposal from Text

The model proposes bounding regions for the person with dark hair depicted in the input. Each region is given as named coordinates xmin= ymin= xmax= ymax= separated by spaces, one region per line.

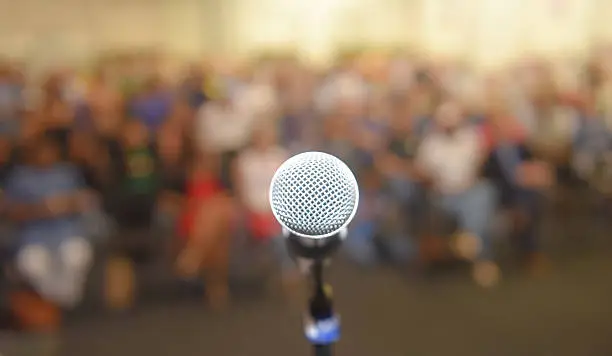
xmin=103 ymin=119 xmax=162 ymax=310
xmin=176 ymin=150 xmax=234 ymax=310
xmin=416 ymin=101 xmax=498 ymax=287
xmin=4 ymin=134 xmax=94 ymax=316
xmin=180 ymin=64 xmax=209 ymax=110
xmin=483 ymin=104 xmax=553 ymax=274
xmin=233 ymin=123 xmax=299 ymax=298
xmin=195 ymin=87 xmax=254 ymax=193
xmin=86 ymin=68 xmax=124 ymax=139
xmin=343 ymin=154 xmax=415 ymax=267
xmin=38 ymin=73 xmax=76 ymax=160
xmin=379 ymin=99 xmax=422 ymax=209
xmin=129 ymin=76 xmax=173 ymax=134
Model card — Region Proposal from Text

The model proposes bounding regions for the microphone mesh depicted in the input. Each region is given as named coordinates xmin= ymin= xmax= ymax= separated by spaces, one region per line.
xmin=269 ymin=151 xmax=359 ymax=238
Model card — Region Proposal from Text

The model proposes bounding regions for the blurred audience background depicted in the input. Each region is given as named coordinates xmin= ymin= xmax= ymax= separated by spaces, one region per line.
xmin=2 ymin=0 xmax=612 ymax=354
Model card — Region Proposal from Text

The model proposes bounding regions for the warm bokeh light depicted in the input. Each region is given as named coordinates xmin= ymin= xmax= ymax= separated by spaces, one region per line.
xmin=1 ymin=0 xmax=612 ymax=70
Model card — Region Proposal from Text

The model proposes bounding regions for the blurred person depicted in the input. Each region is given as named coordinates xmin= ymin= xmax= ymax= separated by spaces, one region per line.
xmin=158 ymin=119 xmax=189 ymax=189
xmin=0 ymin=62 xmax=24 ymax=137
xmin=103 ymin=120 xmax=162 ymax=310
xmin=180 ymin=64 xmax=209 ymax=111
xmin=86 ymin=68 xmax=124 ymax=139
xmin=117 ymin=55 xmax=146 ymax=101
xmin=233 ymin=65 xmax=280 ymax=123
xmin=571 ymin=91 xmax=612 ymax=192
xmin=378 ymin=98 xmax=422 ymax=208
xmin=59 ymin=68 xmax=88 ymax=109
xmin=387 ymin=55 xmax=415 ymax=93
xmin=196 ymin=86 xmax=253 ymax=193
xmin=280 ymin=64 xmax=316 ymax=116
xmin=130 ymin=75 xmax=173 ymax=133
xmin=176 ymin=151 xmax=234 ymax=310
xmin=480 ymin=85 xmax=528 ymax=149
xmin=410 ymin=68 xmax=442 ymax=118
xmin=278 ymin=108 xmax=322 ymax=153
xmin=69 ymin=131 xmax=113 ymax=194
xmin=157 ymin=119 xmax=190 ymax=229
xmin=482 ymin=98 xmax=553 ymax=274
xmin=4 ymin=135 xmax=94 ymax=312
xmin=589 ymin=61 xmax=612 ymax=130
xmin=314 ymin=57 xmax=368 ymax=116
xmin=69 ymin=131 xmax=113 ymax=241
xmin=0 ymin=136 xmax=15 ymax=187
xmin=18 ymin=111 xmax=45 ymax=151
xmin=322 ymin=110 xmax=359 ymax=166
xmin=233 ymin=123 xmax=299 ymax=296
xmin=39 ymin=73 xmax=75 ymax=159
xmin=344 ymin=159 xmax=414 ymax=267
xmin=525 ymin=79 xmax=578 ymax=168
xmin=415 ymin=100 xmax=498 ymax=287
xmin=0 ymin=136 xmax=15 ymax=239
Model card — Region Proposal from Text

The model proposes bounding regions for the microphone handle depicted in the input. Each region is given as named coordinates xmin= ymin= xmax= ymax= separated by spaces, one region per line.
xmin=314 ymin=344 xmax=333 ymax=356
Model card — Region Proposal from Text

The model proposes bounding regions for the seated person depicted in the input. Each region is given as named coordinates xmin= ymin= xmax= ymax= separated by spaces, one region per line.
xmin=0 ymin=136 xmax=15 ymax=328
xmin=176 ymin=151 xmax=234 ymax=310
xmin=103 ymin=120 xmax=162 ymax=310
xmin=344 ymin=159 xmax=415 ymax=267
xmin=415 ymin=100 xmax=498 ymax=287
xmin=571 ymin=94 xmax=612 ymax=192
xmin=129 ymin=76 xmax=173 ymax=134
xmin=0 ymin=135 xmax=16 ymax=207
xmin=157 ymin=119 xmax=190 ymax=222
xmin=196 ymin=88 xmax=254 ymax=194
xmin=378 ymin=99 xmax=422 ymax=209
xmin=526 ymin=85 xmax=578 ymax=178
xmin=482 ymin=102 xmax=553 ymax=274
xmin=4 ymin=134 xmax=93 ymax=311
xmin=0 ymin=136 xmax=17 ymax=189
xmin=233 ymin=123 xmax=299 ymax=296
xmin=69 ymin=131 xmax=113 ymax=240
xmin=321 ymin=110 xmax=359 ymax=165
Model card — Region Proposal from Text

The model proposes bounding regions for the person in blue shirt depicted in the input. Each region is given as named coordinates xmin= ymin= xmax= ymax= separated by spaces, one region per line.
xmin=343 ymin=156 xmax=415 ymax=267
xmin=571 ymin=95 xmax=612 ymax=191
xmin=4 ymin=134 xmax=93 ymax=308
xmin=482 ymin=114 xmax=553 ymax=273
xmin=129 ymin=76 xmax=173 ymax=134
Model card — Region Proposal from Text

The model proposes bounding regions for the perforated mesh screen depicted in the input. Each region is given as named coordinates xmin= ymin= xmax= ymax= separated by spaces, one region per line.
xmin=269 ymin=152 xmax=359 ymax=238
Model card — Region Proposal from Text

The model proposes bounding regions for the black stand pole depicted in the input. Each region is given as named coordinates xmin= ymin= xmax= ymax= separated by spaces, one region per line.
xmin=305 ymin=260 xmax=338 ymax=356
xmin=285 ymin=232 xmax=344 ymax=356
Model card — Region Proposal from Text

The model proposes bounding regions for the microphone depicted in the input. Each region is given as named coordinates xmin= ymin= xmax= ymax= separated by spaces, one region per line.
xmin=269 ymin=151 xmax=359 ymax=356
xmin=269 ymin=151 xmax=359 ymax=262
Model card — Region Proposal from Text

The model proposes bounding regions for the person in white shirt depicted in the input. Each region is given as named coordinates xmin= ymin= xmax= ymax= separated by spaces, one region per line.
xmin=516 ymin=79 xmax=578 ymax=167
xmin=314 ymin=65 xmax=369 ymax=116
xmin=233 ymin=123 xmax=299 ymax=297
xmin=233 ymin=68 xmax=279 ymax=122
xmin=196 ymin=88 xmax=254 ymax=192
xmin=416 ymin=100 xmax=499 ymax=287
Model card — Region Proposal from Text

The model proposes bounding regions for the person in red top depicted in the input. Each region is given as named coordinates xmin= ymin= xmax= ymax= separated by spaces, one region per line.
xmin=233 ymin=123 xmax=300 ymax=298
xmin=175 ymin=151 xmax=235 ymax=310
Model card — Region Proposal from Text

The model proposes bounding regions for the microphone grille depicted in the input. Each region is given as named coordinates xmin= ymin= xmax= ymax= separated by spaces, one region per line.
xmin=269 ymin=151 xmax=359 ymax=238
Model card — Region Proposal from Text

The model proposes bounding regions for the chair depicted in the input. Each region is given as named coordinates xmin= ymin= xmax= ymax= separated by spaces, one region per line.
xmin=417 ymin=190 xmax=460 ymax=265
xmin=102 ymin=213 xmax=175 ymax=311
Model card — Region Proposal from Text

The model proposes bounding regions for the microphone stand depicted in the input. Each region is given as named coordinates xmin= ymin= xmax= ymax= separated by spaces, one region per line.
xmin=306 ymin=260 xmax=337 ymax=356
xmin=286 ymin=232 xmax=343 ymax=356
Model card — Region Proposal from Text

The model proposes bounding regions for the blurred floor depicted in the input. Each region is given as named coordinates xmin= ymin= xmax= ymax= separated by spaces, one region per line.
xmin=57 ymin=246 xmax=612 ymax=356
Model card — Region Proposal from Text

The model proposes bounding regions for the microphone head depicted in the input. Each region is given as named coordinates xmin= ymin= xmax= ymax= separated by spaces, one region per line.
xmin=269 ymin=151 xmax=359 ymax=239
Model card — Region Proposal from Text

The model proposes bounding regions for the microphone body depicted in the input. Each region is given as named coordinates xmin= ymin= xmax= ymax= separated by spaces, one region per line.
xmin=269 ymin=152 xmax=359 ymax=356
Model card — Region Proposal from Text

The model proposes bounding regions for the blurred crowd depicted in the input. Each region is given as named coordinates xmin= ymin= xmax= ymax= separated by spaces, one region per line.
xmin=1 ymin=49 xmax=612 ymax=335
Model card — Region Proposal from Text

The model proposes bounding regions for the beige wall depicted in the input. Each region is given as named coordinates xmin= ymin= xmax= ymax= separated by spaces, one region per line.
xmin=1 ymin=0 xmax=612 ymax=69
